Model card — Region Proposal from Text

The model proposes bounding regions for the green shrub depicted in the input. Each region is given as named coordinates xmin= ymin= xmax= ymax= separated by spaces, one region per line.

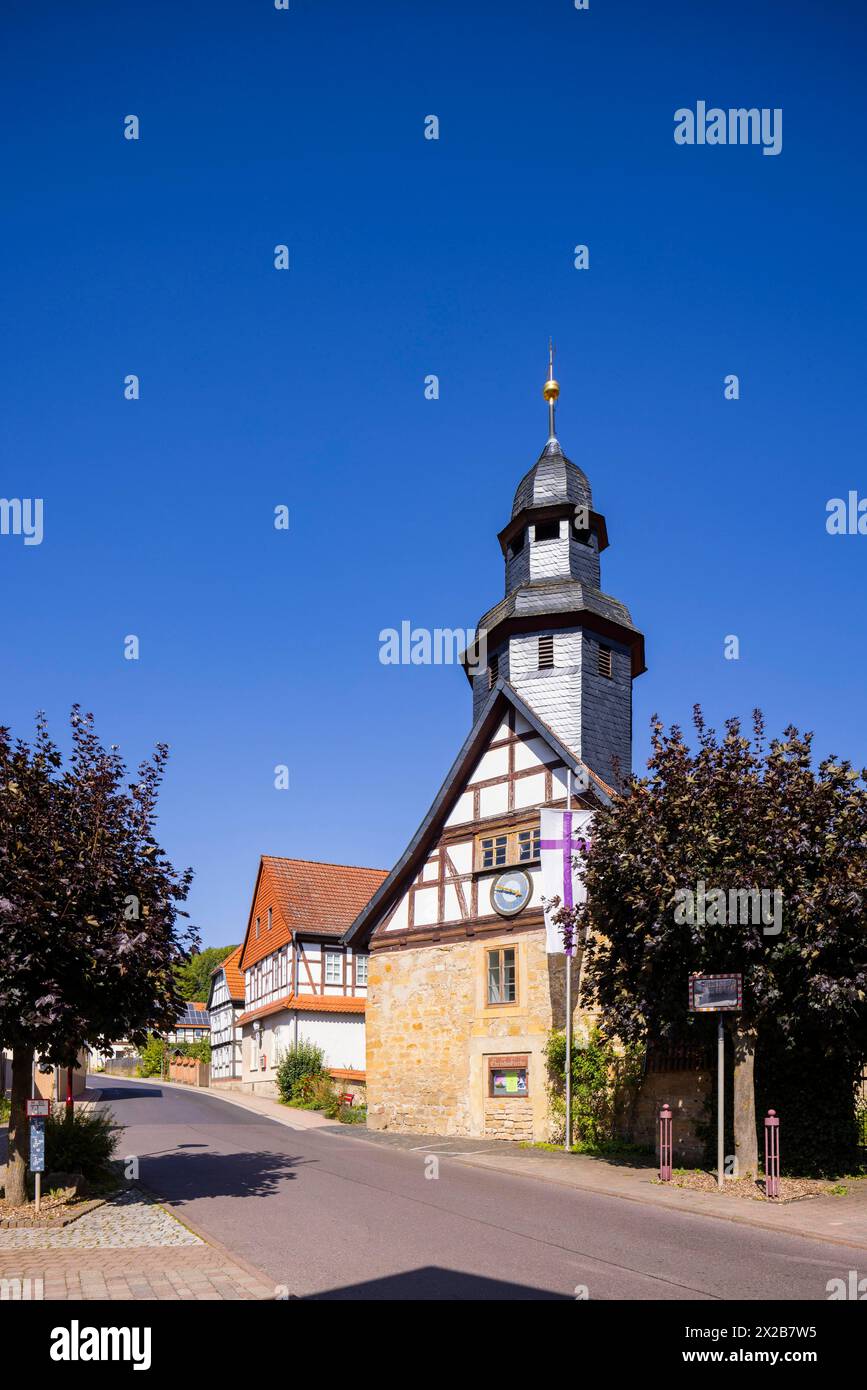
xmin=275 ymin=1041 xmax=326 ymax=1103
xmin=137 ymin=1034 xmax=211 ymax=1076
xmin=138 ymin=1034 xmax=167 ymax=1077
xmin=45 ymin=1106 xmax=119 ymax=1188
xmin=0 ymin=1095 xmax=10 ymax=1125
xmin=546 ymin=1027 xmax=644 ymax=1150
xmin=338 ymin=1104 xmax=366 ymax=1125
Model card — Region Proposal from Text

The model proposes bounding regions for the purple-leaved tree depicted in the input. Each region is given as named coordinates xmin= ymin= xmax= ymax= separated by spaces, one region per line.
xmin=550 ymin=708 xmax=867 ymax=1176
xmin=0 ymin=709 xmax=197 ymax=1206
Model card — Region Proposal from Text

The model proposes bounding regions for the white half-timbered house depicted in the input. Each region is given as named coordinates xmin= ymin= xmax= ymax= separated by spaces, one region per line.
xmin=235 ymin=856 xmax=386 ymax=1097
xmin=207 ymin=946 xmax=244 ymax=1082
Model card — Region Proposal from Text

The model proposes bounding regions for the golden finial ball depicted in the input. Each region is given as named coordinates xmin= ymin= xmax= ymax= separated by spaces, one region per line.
xmin=543 ymin=378 xmax=560 ymax=403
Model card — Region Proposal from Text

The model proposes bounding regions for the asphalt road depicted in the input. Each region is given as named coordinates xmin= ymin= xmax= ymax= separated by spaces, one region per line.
xmin=97 ymin=1076 xmax=852 ymax=1301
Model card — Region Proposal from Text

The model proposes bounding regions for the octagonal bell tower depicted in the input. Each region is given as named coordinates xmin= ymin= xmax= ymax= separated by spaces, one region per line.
xmin=464 ymin=349 xmax=646 ymax=790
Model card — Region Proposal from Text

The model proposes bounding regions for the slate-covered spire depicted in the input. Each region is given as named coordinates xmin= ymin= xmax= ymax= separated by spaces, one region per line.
xmin=462 ymin=350 xmax=647 ymax=790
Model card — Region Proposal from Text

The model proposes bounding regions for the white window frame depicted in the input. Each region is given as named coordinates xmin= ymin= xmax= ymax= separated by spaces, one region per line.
xmin=324 ymin=951 xmax=343 ymax=986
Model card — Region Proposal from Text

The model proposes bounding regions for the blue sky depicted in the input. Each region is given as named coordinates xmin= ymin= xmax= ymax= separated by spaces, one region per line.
xmin=2 ymin=0 xmax=865 ymax=948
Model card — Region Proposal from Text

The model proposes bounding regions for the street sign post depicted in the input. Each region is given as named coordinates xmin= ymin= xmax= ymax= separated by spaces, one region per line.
xmin=689 ymin=973 xmax=743 ymax=1189
xmin=29 ymin=1114 xmax=46 ymax=1215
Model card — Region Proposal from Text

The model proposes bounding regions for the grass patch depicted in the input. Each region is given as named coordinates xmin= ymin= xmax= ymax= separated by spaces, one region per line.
xmin=521 ymin=1138 xmax=654 ymax=1159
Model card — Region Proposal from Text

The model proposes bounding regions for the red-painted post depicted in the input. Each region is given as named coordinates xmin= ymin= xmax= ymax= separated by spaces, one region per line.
xmin=659 ymin=1103 xmax=673 ymax=1182
xmin=65 ymin=1067 xmax=74 ymax=1115
xmin=764 ymin=1109 xmax=780 ymax=1198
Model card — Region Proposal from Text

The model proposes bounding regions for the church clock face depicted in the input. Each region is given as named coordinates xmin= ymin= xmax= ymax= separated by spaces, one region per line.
xmin=490 ymin=868 xmax=532 ymax=918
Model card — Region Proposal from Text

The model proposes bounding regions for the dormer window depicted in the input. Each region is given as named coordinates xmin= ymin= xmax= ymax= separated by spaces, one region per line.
xmin=538 ymin=634 xmax=554 ymax=669
xmin=534 ymin=519 xmax=560 ymax=542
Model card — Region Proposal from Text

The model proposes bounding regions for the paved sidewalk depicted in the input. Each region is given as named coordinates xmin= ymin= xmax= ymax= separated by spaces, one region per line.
xmin=0 ymin=1187 xmax=276 ymax=1300
xmin=0 ymin=1246 xmax=275 ymax=1301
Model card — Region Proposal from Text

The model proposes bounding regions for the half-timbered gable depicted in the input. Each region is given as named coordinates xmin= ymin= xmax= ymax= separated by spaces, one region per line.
xmin=349 ymin=681 xmax=611 ymax=955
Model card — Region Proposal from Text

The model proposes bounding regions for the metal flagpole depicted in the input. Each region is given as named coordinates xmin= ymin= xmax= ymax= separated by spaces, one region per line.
xmin=565 ymin=768 xmax=573 ymax=1151
xmin=717 ymin=1015 xmax=725 ymax=1189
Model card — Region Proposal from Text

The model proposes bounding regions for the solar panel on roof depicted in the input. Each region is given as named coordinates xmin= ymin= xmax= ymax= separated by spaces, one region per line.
xmin=177 ymin=1003 xmax=210 ymax=1028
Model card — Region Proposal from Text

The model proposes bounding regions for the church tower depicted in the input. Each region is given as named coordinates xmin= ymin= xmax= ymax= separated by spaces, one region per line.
xmin=466 ymin=351 xmax=646 ymax=789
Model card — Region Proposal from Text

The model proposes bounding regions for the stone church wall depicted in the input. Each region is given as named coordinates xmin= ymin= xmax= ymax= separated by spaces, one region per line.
xmin=365 ymin=930 xmax=592 ymax=1142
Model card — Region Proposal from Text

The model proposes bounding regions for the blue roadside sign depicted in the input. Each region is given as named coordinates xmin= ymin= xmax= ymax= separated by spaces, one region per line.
xmin=29 ymin=1116 xmax=45 ymax=1173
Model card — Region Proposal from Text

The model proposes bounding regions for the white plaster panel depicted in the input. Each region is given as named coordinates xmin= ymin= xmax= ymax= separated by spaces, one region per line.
xmin=513 ymin=772 xmax=546 ymax=808
xmin=442 ymin=884 xmax=462 ymax=922
xmin=446 ymin=840 xmax=473 ymax=876
xmin=386 ymin=892 xmax=410 ymax=932
xmin=445 ymin=791 xmax=474 ymax=826
xmin=414 ymin=886 xmax=439 ymax=926
xmin=469 ymin=745 xmax=509 ymax=783
xmin=479 ymin=781 xmax=509 ymax=818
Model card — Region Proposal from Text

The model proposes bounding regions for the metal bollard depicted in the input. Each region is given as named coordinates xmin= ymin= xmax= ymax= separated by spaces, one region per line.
xmin=764 ymin=1109 xmax=781 ymax=1199
xmin=659 ymin=1103 xmax=673 ymax=1182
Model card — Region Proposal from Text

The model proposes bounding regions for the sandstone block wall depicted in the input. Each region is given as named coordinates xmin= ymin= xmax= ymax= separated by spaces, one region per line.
xmin=367 ymin=930 xmax=592 ymax=1142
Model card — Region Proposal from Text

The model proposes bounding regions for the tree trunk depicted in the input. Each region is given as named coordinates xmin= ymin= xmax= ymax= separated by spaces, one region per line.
xmin=731 ymin=1020 xmax=758 ymax=1179
xmin=5 ymin=1048 xmax=34 ymax=1207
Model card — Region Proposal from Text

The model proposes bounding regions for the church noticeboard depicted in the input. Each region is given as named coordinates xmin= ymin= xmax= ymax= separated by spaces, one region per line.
xmin=688 ymin=973 xmax=743 ymax=1012
xmin=488 ymin=1054 xmax=529 ymax=1098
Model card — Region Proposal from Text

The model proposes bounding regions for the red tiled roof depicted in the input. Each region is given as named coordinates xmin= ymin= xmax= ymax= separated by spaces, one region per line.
xmin=212 ymin=945 xmax=244 ymax=1001
xmin=239 ymin=857 xmax=387 ymax=971
xmin=237 ymin=992 xmax=367 ymax=1026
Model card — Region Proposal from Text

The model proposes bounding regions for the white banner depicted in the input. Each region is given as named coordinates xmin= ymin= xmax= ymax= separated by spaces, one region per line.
xmin=540 ymin=808 xmax=593 ymax=953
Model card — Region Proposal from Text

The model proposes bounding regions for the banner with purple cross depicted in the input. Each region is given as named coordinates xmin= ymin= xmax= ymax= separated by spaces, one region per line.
xmin=540 ymin=808 xmax=593 ymax=954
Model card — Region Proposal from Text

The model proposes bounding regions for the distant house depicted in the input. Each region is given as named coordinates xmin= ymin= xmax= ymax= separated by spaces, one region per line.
xmin=0 ymin=1047 xmax=89 ymax=1102
xmin=165 ymin=1001 xmax=211 ymax=1045
xmin=235 ymin=856 xmax=387 ymax=1098
xmin=208 ymin=947 xmax=244 ymax=1082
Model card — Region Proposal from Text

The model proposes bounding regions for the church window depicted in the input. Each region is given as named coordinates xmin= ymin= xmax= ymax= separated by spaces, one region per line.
xmin=598 ymin=644 xmax=613 ymax=679
xmin=534 ymin=519 xmax=560 ymax=542
xmin=508 ymin=529 xmax=525 ymax=557
xmin=478 ymin=833 xmax=508 ymax=868
xmin=476 ymin=823 xmax=540 ymax=870
xmin=517 ymin=827 xmax=540 ymax=862
xmin=488 ymin=653 xmax=499 ymax=688
xmin=487 ymin=948 xmax=517 ymax=1005
xmin=538 ymin=634 xmax=554 ymax=669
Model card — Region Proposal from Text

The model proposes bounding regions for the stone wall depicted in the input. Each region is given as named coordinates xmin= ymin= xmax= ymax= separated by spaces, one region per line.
xmin=366 ymin=928 xmax=592 ymax=1141
xmin=628 ymin=1067 xmax=711 ymax=1164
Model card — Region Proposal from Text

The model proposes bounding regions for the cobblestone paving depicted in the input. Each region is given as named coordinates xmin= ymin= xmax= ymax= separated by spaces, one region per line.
xmin=0 ymin=1189 xmax=275 ymax=1299
xmin=0 ymin=1187 xmax=203 ymax=1251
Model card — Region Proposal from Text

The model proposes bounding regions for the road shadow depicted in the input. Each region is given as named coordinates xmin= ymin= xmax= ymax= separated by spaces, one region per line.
xmin=96 ymin=1084 xmax=166 ymax=1101
xmin=303 ymin=1267 xmax=571 ymax=1300
xmin=138 ymin=1146 xmax=309 ymax=1202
